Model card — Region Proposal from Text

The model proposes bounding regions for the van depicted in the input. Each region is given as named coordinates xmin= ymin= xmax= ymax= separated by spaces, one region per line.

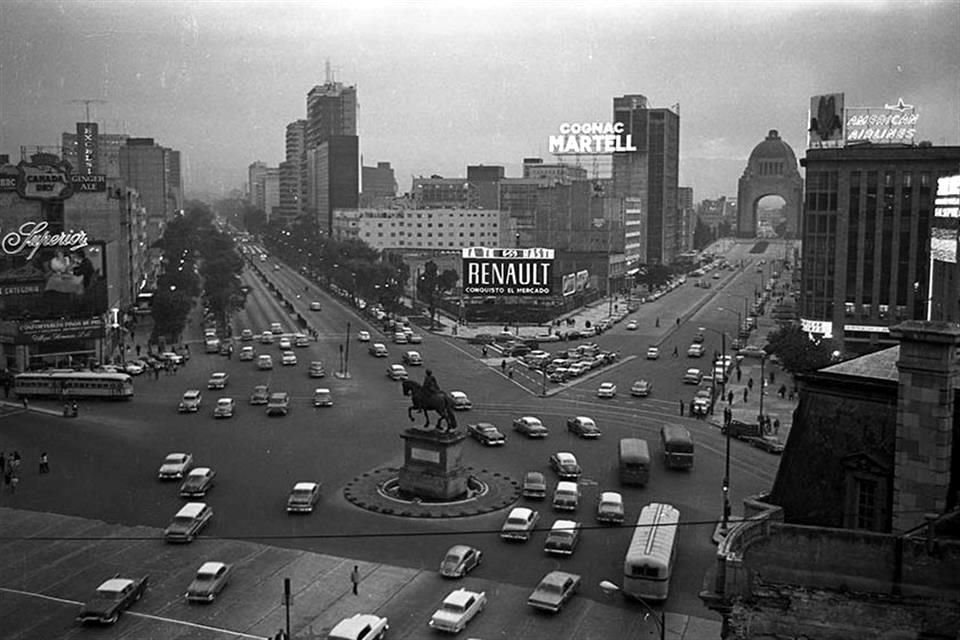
xmin=553 ymin=481 xmax=580 ymax=511
xmin=619 ymin=438 xmax=651 ymax=486
xmin=164 ymin=502 xmax=212 ymax=543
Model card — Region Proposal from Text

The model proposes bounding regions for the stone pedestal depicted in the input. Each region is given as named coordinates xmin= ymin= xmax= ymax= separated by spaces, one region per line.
xmin=398 ymin=427 xmax=469 ymax=501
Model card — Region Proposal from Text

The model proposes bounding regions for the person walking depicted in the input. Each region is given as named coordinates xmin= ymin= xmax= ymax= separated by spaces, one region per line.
xmin=727 ymin=390 xmax=734 ymax=405
xmin=10 ymin=471 xmax=18 ymax=493
xmin=770 ymin=371 xmax=776 ymax=384
xmin=774 ymin=418 xmax=781 ymax=435
xmin=736 ymin=367 xmax=742 ymax=383
xmin=679 ymin=400 xmax=684 ymax=416
xmin=481 ymin=346 xmax=488 ymax=358
xmin=743 ymin=387 xmax=749 ymax=403
xmin=672 ymin=346 xmax=678 ymax=357
xmin=39 ymin=452 xmax=49 ymax=474
xmin=747 ymin=377 xmax=754 ymax=391
xmin=350 ymin=565 xmax=360 ymax=595
xmin=22 ymin=396 xmax=28 ymax=410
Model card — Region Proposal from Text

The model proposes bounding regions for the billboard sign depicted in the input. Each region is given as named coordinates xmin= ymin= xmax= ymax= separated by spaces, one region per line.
xmin=575 ymin=270 xmax=589 ymax=292
xmin=845 ymin=98 xmax=918 ymax=145
xmin=76 ymin=122 xmax=99 ymax=175
xmin=548 ymin=122 xmax=638 ymax=154
xmin=17 ymin=317 xmax=105 ymax=344
xmin=461 ymin=247 xmax=554 ymax=296
xmin=808 ymin=93 xmax=845 ymax=149
xmin=561 ymin=273 xmax=576 ymax=296
xmin=931 ymin=174 xmax=960 ymax=264
xmin=15 ymin=154 xmax=74 ymax=201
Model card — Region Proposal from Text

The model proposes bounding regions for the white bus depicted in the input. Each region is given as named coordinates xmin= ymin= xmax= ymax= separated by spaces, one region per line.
xmin=14 ymin=371 xmax=134 ymax=399
xmin=623 ymin=502 xmax=680 ymax=601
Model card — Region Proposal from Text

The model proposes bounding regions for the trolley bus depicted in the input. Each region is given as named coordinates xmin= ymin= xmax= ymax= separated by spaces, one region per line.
xmin=622 ymin=502 xmax=680 ymax=601
xmin=14 ymin=371 xmax=134 ymax=399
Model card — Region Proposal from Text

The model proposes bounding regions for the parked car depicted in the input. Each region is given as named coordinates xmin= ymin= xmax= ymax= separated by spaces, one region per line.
xmin=185 ymin=562 xmax=231 ymax=603
xmin=527 ymin=571 xmax=581 ymax=613
xmin=76 ymin=575 xmax=149 ymax=624
xmin=513 ymin=415 xmax=549 ymax=438
xmin=429 ymin=588 xmax=486 ymax=634
xmin=439 ymin=545 xmax=483 ymax=578
xmin=467 ymin=422 xmax=505 ymax=446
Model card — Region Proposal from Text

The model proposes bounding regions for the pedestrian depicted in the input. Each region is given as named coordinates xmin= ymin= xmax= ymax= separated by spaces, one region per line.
xmin=672 ymin=346 xmax=678 ymax=357
xmin=689 ymin=400 xmax=695 ymax=416
xmin=10 ymin=472 xmax=18 ymax=493
xmin=778 ymin=384 xmax=787 ymax=399
xmin=0 ymin=451 xmax=4 ymax=476
xmin=788 ymin=389 xmax=795 ymax=401
xmin=724 ymin=406 xmax=732 ymax=426
xmin=350 ymin=565 xmax=360 ymax=595
xmin=507 ymin=367 xmax=514 ymax=380
xmin=136 ymin=344 xmax=141 ymax=357
xmin=679 ymin=400 xmax=684 ymax=416
xmin=774 ymin=418 xmax=781 ymax=435
xmin=22 ymin=396 xmax=28 ymax=410
xmin=747 ymin=377 xmax=754 ymax=390
xmin=676 ymin=317 xmax=680 ymax=326
xmin=39 ymin=452 xmax=49 ymax=474
xmin=655 ymin=317 xmax=660 ymax=328
xmin=501 ymin=359 xmax=507 ymax=372
xmin=727 ymin=390 xmax=734 ymax=405
xmin=743 ymin=387 xmax=749 ymax=403
xmin=736 ymin=367 xmax=742 ymax=383
xmin=481 ymin=346 xmax=488 ymax=358
xmin=770 ymin=371 xmax=775 ymax=384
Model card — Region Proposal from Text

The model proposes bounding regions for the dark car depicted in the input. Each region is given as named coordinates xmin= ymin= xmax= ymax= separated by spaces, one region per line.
xmin=185 ymin=562 xmax=231 ymax=603
xmin=566 ymin=416 xmax=601 ymax=439
xmin=467 ymin=333 xmax=496 ymax=345
xmin=549 ymin=452 xmax=582 ymax=480
xmin=467 ymin=422 xmax=506 ymax=446
xmin=439 ymin=544 xmax=483 ymax=578
xmin=76 ymin=576 xmax=149 ymax=624
xmin=522 ymin=471 xmax=547 ymax=499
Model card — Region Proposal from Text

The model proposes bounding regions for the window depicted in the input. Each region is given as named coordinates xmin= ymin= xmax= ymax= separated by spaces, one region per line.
xmin=855 ymin=477 xmax=877 ymax=530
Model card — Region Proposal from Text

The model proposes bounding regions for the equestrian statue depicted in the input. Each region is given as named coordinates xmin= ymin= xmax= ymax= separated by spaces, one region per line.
xmin=401 ymin=369 xmax=459 ymax=432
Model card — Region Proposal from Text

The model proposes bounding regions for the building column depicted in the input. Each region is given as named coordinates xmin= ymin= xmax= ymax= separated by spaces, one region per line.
xmin=890 ymin=320 xmax=960 ymax=532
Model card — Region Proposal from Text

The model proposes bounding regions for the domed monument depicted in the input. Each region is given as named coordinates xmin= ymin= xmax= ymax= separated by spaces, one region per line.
xmin=736 ymin=130 xmax=803 ymax=238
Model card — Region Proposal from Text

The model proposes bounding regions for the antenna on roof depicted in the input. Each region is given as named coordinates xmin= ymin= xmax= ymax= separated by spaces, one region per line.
xmin=325 ymin=60 xmax=332 ymax=84
xmin=67 ymin=98 xmax=107 ymax=122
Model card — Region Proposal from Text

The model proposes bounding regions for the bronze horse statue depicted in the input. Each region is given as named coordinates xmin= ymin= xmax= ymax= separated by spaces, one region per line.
xmin=401 ymin=379 xmax=458 ymax=432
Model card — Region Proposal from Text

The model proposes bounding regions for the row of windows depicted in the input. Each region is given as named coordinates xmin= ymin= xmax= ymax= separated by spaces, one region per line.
xmin=364 ymin=231 xmax=494 ymax=238
xmin=374 ymin=221 xmax=496 ymax=228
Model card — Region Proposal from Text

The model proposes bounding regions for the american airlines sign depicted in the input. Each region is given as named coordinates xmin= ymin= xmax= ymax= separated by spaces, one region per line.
xmin=461 ymin=247 xmax=555 ymax=296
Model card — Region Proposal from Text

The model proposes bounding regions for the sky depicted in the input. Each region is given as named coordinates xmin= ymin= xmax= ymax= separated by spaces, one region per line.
xmin=1 ymin=0 xmax=958 ymax=202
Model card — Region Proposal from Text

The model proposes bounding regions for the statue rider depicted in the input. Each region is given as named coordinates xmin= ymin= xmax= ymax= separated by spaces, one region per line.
xmin=422 ymin=368 xmax=440 ymax=398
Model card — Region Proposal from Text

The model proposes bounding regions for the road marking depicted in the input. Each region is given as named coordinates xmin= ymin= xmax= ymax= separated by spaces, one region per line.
xmin=0 ymin=586 xmax=269 ymax=639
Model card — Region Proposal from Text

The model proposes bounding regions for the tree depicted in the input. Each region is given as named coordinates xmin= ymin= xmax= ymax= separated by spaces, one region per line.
xmin=764 ymin=324 xmax=840 ymax=374
xmin=416 ymin=260 xmax=459 ymax=328
xmin=692 ymin=217 xmax=714 ymax=251
xmin=635 ymin=264 xmax=674 ymax=290
xmin=149 ymin=288 xmax=193 ymax=344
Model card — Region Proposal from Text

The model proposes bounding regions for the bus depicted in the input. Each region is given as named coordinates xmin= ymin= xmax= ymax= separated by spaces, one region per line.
xmin=623 ymin=502 xmax=680 ymax=601
xmin=618 ymin=438 xmax=651 ymax=486
xmin=14 ymin=371 xmax=134 ymax=399
xmin=660 ymin=425 xmax=694 ymax=469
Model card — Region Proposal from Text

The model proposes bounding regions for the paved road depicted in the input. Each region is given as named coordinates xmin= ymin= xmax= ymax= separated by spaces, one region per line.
xmin=0 ymin=239 xmax=790 ymax=638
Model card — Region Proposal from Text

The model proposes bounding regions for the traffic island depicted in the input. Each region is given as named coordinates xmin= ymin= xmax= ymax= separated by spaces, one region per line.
xmin=343 ymin=466 xmax=520 ymax=518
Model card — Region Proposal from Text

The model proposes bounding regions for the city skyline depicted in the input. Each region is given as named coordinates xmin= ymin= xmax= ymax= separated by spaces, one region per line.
xmin=1 ymin=0 xmax=958 ymax=201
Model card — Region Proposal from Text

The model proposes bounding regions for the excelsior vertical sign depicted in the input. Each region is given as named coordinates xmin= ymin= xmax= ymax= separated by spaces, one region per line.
xmin=76 ymin=122 xmax=99 ymax=176
xmin=462 ymin=247 xmax=554 ymax=296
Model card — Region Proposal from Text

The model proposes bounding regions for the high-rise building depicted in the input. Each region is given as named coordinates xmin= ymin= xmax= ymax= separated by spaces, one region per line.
xmin=612 ymin=94 xmax=680 ymax=265
xmin=306 ymin=78 xmax=358 ymax=149
xmin=61 ymin=129 xmax=129 ymax=179
xmin=248 ymin=161 xmax=269 ymax=208
xmin=799 ymin=144 xmax=960 ymax=351
xmin=308 ymin=136 xmax=359 ymax=233
xmin=360 ymin=161 xmax=397 ymax=207
xmin=522 ymin=157 xmax=588 ymax=183
xmin=119 ymin=138 xmax=182 ymax=244
xmin=277 ymin=120 xmax=307 ymax=224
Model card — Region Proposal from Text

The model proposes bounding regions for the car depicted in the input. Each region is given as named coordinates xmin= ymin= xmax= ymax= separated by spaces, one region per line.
xmin=386 ymin=364 xmax=409 ymax=381
xmin=281 ymin=351 xmax=297 ymax=366
xmin=596 ymin=491 xmax=625 ymax=524
xmin=393 ymin=331 xmax=408 ymax=344
xmin=712 ymin=272 xmax=721 ymax=279
xmin=549 ymin=452 xmax=582 ymax=479
xmin=687 ymin=343 xmax=705 ymax=357
xmin=625 ymin=320 xmax=638 ymax=330
xmin=596 ymin=382 xmax=617 ymax=398
xmin=122 ymin=361 xmax=145 ymax=375
xmin=239 ymin=345 xmax=255 ymax=361
xmin=313 ymin=387 xmax=333 ymax=407
xmin=548 ymin=368 xmax=570 ymax=383
xmin=328 ymin=613 xmax=389 ymax=640
xmin=500 ymin=506 xmax=540 ymax=541
xmin=449 ymin=390 xmax=472 ymax=410
xmin=160 ymin=351 xmax=184 ymax=365
xmin=270 ymin=322 xmax=283 ymax=334
xmin=693 ymin=330 xmax=705 ymax=343
xmin=308 ymin=360 xmax=326 ymax=377
xmin=739 ymin=344 xmax=767 ymax=359
xmin=257 ymin=354 xmax=274 ymax=370
xmin=544 ymin=519 xmax=581 ymax=556
xmin=309 ymin=301 xmax=322 ymax=311
xmin=527 ymin=571 xmax=581 ymax=613
xmin=158 ymin=452 xmax=194 ymax=480
xmin=185 ymin=562 xmax=231 ymax=603
xmin=522 ymin=471 xmax=547 ymax=499
xmin=513 ymin=415 xmax=549 ymax=438
xmin=467 ymin=422 xmax=505 ymax=446
xmin=357 ymin=330 xmax=371 ymax=342
xmin=553 ymin=480 xmax=580 ymax=511
xmin=249 ymin=384 xmax=270 ymax=405
xmin=212 ymin=397 xmax=235 ymax=418
xmin=683 ymin=368 xmax=703 ymax=384
xmin=408 ymin=333 xmax=423 ymax=344
xmin=76 ymin=576 xmax=149 ymax=624
xmin=164 ymin=501 xmax=213 ymax=543
xmin=178 ymin=389 xmax=203 ymax=413
xmin=286 ymin=481 xmax=322 ymax=513
xmin=240 ymin=329 xmax=254 ymax=342
xmin=267 ymin=392 xmax=290 ymax=416
xmin=747 ymin=435 xmax=785 ymax=454
xmin=566 ymin=415 xmax=601 ymax=439
xmin=630 ymin=379 xmax=652 ymax=397
xmin=429 ymin=588 xmax=487 ymax=633
xmin=278 ymin=337 xmax=293 ymax=350
xmin=207 ymin=372 xmax=229 ymax=390
xmin=259 ymin=331 xmax=274 ymax=344
xmin=646 ymin=346 xmax=660 ymax=360
xmin=368 ymin=342 xmax=388 ymax=357
xmin=179 ymin=467 xmax=216 ymax=497
xmin=579 ymin=327 xmax=597 ymax=338
xmin=294 ymin=333 xmax=310 ymax=347
xmin=439 ymin=545 xmax=483 ymax=578
xmin=402 ymin=350 xmax=423 ymax=366
xmin=467 ymin=333 xmax=496 ymax=345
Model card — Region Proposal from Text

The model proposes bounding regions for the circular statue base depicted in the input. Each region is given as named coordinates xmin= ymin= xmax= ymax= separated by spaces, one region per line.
xmin=343 ymin=466 xmax=520 ymax=518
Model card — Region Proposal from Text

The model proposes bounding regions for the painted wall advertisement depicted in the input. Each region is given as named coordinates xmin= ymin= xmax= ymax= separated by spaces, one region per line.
xmin=17 ymin=317 xmax=105 ymax=344
xmin=461 ymin=247 xmax=555 ymax=296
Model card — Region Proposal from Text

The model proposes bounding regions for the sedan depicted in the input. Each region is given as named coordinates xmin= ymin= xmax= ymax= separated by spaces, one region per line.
xmin=386 ymin=364 xmax=409 ymax=381
xmin=278 ymin=337 xmax=293 ymax=350
xmin=240 ymin=329 xmax=254 ymax=341
xmin=286 ymin=482 xmax=321 ymax=513
xmin=439 ymin=544 xmax=483 ymax=578
xmin=185 ymin=562 xmax=231 ymax=603
xmin=280 ymin=351 xmax=297 ymax=366
xmin=500 ymin=507 xmax=540 ymax=541
xmin=596 ymin=491 xmax=625 ymax=524
xmin=646 ymin=346 xmax=660 ymax=360
xmin=259 ymin=331 xmax=274 ymax=344
xmin=178 ymin=389 xmax=203 ymax=413
xmin=158 ymin=452 xmax=194 ymax=480
xmin=683 ymin=368 xmax=703 ymax=384
xmin=566 ymin=416 xmax=601 ymax=439
xmin=544 ymin=519 xmax=581 ymax=556
xmin=123 ymin=361 xmax=145 ymax=375
xmin=630 ymin=379 xmax=652 ymax=397
xmin=449 ymin=390 xmax=472 ymax=410
xmin=625 ymin=320 xmax=638 ymax=331
xmin=313 ymin=388 xmax=333 ymax=407
xmin=522 ymin=471 xmax=547 ymax=499
xmin=179 ymin=467 xmax=216 ymax=498
xmin=549 ymin=452 xmax=582 ymax=480
xmin=739 ymin=344 xmax=767 ymax=359
xmin=408 ymin=333 xmax=423 ymax=344
xmin=528 ymin=571 xmax=581 ymax=613
xmin=357 ymin=330 xmax=371 ymax=342
xmin=238 ymin=346 xmax=255 ymax=361
xmin=429 ymin=588 xmax=486 ymax=634
xmin=213 ymin=397 xmax=235 ymax=418
xmin=76 ymin=576 xmax=149 ymax=624
xmin=513 ymin=416 xmax=549 ymax=438
xmin=249 ymin=385 xmax=270 ymax=405
xmin=207 ymin=372 xmax=229 ymax=390
xmin=596 ymin=382 xmax=617 ymax=398
xmin=467 ymin=422 xmax=505 ymax=446
xmin=309 ymin=301 xmax=322 ymax=311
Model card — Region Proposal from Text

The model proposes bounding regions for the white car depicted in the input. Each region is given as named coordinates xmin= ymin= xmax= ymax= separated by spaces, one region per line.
xmin=310 ymin=301 xmax=322 ymax=311
xmin=500 ymin=506 xmax=540 ymax=541
xmin=207 ymin=372 xmax=229 ymax=389
xmin=213 ymin=397 xmax=235 ymax=418
xmin=386 ymin=364 xmax=409 ymax=381
xmin=257 ymin=354 xmax=273 ymax=370
xmin=357 ymin=330 xmax=371 ymax=342
xmin=123 ymin=361 xmax=145 ymax=375
xmin=281 ymin=351 xmax=297 ymax=366
xmin=238 ymin=345 xmax=255 ymax=361
xmin=625 ymin=320 xmax=638 ymax=331
xmin=158 ymin=452 xmax=194 ymax=480
xmin=328 ymin=614 xmax=389 ymax=640
xmin=596 ymin=491 xmax=625 ymax=524
xmin=646 ymin=346 xmax=660 ymax=360
xmin=429 ymin=588 xmax=487 ymax=633
xmin=278 ymin=337 xmax=292 ymax=350
xmin=449 ymin=390 xmax=472 ymax=410
xmin=408 ymin=333 xmax=423 ymax=344
xmin=596 ymin=382 xmax=617 ymax=398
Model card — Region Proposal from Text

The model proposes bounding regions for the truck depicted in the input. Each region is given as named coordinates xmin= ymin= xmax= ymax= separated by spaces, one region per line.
xmin=721 ymin=419 xmax=762 ymax=441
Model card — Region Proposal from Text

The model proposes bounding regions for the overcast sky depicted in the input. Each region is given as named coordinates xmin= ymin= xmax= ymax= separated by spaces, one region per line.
xmin=1 ymin=0 xmax=958 ymax=201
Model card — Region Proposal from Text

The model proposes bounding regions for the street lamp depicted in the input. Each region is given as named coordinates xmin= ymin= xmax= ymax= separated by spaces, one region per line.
xmin=598 ymin=581 xmax=665 ymax=640
xmin=702 ymin=322 xmax=733 ymax=536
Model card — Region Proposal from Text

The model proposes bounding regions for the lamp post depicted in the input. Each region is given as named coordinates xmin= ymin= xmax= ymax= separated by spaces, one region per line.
xmin=703 ymin=321 xmax=734 ymax=536
xmin=759 ymin=353 xmax=767 ymax=425
xmin=598 ymin=581 xmax=665 ymax=640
